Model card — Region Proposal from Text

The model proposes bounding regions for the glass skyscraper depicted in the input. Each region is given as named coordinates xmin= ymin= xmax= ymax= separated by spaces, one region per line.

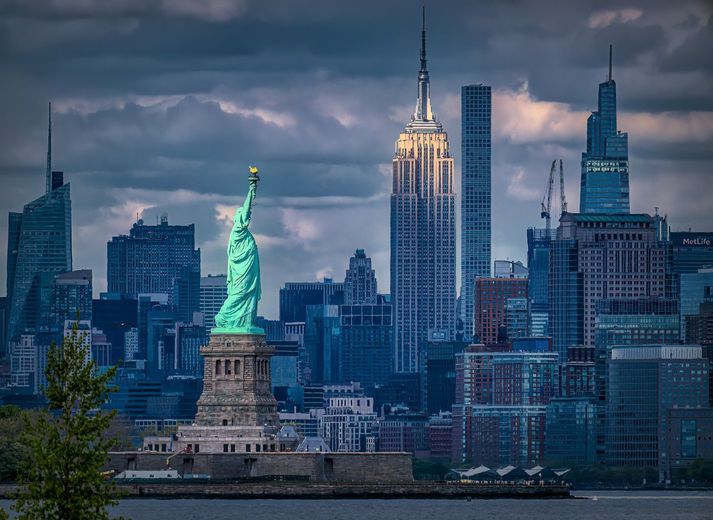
xmin=461 ymin=84 xmax=492 ymax=340
xmin=580 ymin=46 xmax=630 ymax=214
xmin=391 ymin=12 xmax=456 ymax=373
xmin=6 ymin=180 xmax=72 ymax=350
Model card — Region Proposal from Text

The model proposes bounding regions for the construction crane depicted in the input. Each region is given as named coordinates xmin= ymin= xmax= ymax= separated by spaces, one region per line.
xmin=540 ymin=159 xmax=568 ymax=233
xmin=540 ymin=160 xmax=557 ymax=232
xmin=559 ymin=159 xmax=568 ymax=216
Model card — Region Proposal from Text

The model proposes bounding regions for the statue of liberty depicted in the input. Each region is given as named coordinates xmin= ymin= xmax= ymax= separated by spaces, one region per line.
xmin=213 ymin=166 xmax=264 ymax=334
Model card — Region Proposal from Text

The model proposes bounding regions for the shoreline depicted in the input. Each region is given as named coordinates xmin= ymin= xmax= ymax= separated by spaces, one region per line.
xmin=0 ymin=482 xmax=572 ymax=500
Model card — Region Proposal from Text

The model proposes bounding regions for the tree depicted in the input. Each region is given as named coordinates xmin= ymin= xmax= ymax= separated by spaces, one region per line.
xmin=13 ymin=322 xmax=125 ymax=520
xmin=0 ymin=405 xmax=30 ymax=482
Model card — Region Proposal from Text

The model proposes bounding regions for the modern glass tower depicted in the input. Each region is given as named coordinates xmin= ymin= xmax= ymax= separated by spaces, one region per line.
xmin=580 ymin=45 xmax=630 ymax=214
xmin=391 ymin=9 xmax=456 ymax=373
xmin=461 ymin=84 xmax=492 ymax=340
xmin=6 ymin=106 xmax=72 ymax=351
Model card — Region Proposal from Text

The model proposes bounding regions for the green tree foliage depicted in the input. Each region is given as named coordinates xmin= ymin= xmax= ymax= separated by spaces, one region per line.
xmin=0 ymin=405 xmax=30 ymax=482
xmin=12 ymin=322 xmax=125 ymax=520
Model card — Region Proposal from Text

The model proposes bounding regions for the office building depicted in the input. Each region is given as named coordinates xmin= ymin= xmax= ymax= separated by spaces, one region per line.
xmin=461 ymin=84 xmax=492 ymax=340
xmin=545 ymin=397 xmax=597 ymax=465
xmin=425 ymin=340 xmax=466 ymax=415
xmin=391 ymin=12 xmax=456 ymax=373
xmin=607 ymin=345 xmax=709 ymax=481
xmin=670 ymin=232 xmax=713 ymax=274
xmin=579 ymin=46 xmax=630 ymax=214
xmin=320 ymin=397 xmax=378 ymax=452
xmin=527 ymin=228 xmax=554 ymax=337
xmin=107 ymin=216 xmax=200 ymax=323
xmin=378 ymin=412 xmax=428 ymax=453
xmin=344 ymin=249 xmax=377 ymax=305
xmin=200 ymin=275 xmax=227 ymax=329
xmin=6 ymin=177 xmax=71 ymax=351
xmin=474 ymin=277 xmax=528 ymax=345
xmin=549 ymin=213 xmax=669 ymax=358
xmin=279 ymin=279 xmax=344 ymax=323
xmin=303 ymin=305 xmax=341 ymax=384
xmin=494 ymin=260 xmax=528 ymax=279
xmin=680 ymin=268 xmax=713 ymax=338
xmin=50 ymin=270 xmax=92 ymax=326
xmin=340 ymin=301 xmax=392 ymax=387
xmin=92 ymin=294 xmax=138 ymax=364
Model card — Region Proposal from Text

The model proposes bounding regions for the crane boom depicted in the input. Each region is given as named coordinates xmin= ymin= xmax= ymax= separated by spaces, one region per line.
xmin=540 ymin=160 xmax=556 ymax=232
xmin=559 ymin=159 xmax=568 ymax=216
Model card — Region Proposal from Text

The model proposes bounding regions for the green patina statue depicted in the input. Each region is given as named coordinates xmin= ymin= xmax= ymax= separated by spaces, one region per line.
xmin=213 ymin=167 xmax=264 ymax=334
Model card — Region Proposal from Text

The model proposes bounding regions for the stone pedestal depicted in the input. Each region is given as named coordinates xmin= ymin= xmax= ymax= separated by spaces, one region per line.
xmin=194 ymin=333 xmax=279 ymax=430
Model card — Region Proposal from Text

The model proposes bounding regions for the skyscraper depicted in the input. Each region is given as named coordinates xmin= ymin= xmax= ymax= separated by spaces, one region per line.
xmin=344 ymin=249 xmax=377 ymax=305
xmin=549 ymin=213 xmax=668 ymax=358
xmin=391 ymin=10 xmax=456 ymax=373
xmin=580 ymin=46 xmax=630 ymax=214
xmin=461 ymin=84 xmax=492 ymax=340
xmin=279 ymin=279 xmax=344 ymax=323
xmin=6 ymin=106 xmax=72 ymax=351
xmin=107 ymin=215 xmax=200 ymax=323
xmin=200 ymin=274 xmax=228 ymax=329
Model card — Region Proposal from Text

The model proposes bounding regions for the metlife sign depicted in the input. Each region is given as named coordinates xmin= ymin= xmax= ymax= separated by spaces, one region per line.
xmin=671 ymin=232 xmax=713 ymax=248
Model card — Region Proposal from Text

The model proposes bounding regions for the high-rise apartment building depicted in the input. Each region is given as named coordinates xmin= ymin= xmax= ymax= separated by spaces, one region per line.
xmin=107 ymin=216 xmax=200 ymax=323
xmin=391 ymin=12 xmax=456 ymax=372
xmin=452 ymin=345 xmax=559 ymax=466
xmin=461 ymin=84 xmax=492 ymax=340
xmin=580 ymin=46 xmax=630 ymax=214
xmin=200 ymin=275 xmax=228 ymax=329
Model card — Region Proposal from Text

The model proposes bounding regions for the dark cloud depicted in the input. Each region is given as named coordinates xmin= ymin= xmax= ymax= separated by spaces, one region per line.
xmin=1 ymin=0 xmax=712 ymax=317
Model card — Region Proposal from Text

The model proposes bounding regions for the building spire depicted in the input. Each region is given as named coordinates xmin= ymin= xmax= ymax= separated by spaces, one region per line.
xmin=46 ymin=101 xmax=52 ymax=194
xmin=608 ymin=44 xmax=613 ymax=82
xmin=420 ymin=6 xmax=426 ymax=72
xmin=414 ymin=6 xmax=433 ymax=122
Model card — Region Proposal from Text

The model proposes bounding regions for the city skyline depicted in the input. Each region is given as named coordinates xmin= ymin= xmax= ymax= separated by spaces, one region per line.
xmin=1 ymin=1 xmax=712 ymax=319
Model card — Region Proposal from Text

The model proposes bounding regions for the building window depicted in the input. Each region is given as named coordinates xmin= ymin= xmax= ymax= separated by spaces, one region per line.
xmin=215 ymin=360 xmax=222 ymax=377
xmin=195 ymin=444 xmax=200 ymax=453
xmin=223 ymin=444 xmax=229 ymax=453
xmin=230 ymin=444 xmax=236 ymax=453
xmin=256 ymin=444 xmax=261 ymax=452
xmin=246 ymin=444 xmax=251 ymax=453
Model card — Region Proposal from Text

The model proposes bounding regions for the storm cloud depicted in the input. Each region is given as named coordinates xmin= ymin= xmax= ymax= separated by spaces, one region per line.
xmin=1 ymin=0 xmax=711 ymax=318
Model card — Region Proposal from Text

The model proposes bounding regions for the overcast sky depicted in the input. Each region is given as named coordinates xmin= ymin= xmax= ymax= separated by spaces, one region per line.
xmin=1 ymin=0 xmax=712 ymax=319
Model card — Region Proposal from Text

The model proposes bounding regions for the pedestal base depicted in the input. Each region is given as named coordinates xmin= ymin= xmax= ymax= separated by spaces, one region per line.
xmin=194 ymin=332 xmax=279 ymax=429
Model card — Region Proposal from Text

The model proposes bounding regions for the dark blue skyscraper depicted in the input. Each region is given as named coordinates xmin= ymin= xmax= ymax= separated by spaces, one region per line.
xmin=580 ymin=46 xmax=630 ymax=214
xmin=6 ymin=106 xmax=72 ymax=351
xmin=107 ymin=215 xmax=200 ymax=323
xmin=461 ymin=84 xmax=492 ymax=340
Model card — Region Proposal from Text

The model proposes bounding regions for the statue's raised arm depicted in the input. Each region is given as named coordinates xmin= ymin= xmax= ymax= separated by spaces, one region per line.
xmin=213 ymin=166 xmax=264 ymax=334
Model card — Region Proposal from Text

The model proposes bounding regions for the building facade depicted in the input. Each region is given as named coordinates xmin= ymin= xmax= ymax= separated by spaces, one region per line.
xmin=474 ymin=278 xmax=528 ymax=345
xmin=607 ymin=345 xmax=710 ymax=481
xmin=6 ymin=180 xmax=72 ymax=350
xmin=107 ymin=216 xmax=200 ymax=323
xmin=461 ymin=84 xmax=492 ymax=340
xmin=200 ymin=275 xmax=228 ymax=329
xmin=391 ymin=15 xmax=456 ymax=374
xmin=579 ymin=47 xmax=630 ymax=214
xmin=279 ymin=279 xmax=344 ymax=323
xmin=550 ymin=213 xmax=669 ymax=358
xmin=344 ymin=249 xmax=377 ymax=305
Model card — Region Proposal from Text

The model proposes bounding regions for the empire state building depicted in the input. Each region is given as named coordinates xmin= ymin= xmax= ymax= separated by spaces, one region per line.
xmin=391 ymin=10 xmax=456 ymax=374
